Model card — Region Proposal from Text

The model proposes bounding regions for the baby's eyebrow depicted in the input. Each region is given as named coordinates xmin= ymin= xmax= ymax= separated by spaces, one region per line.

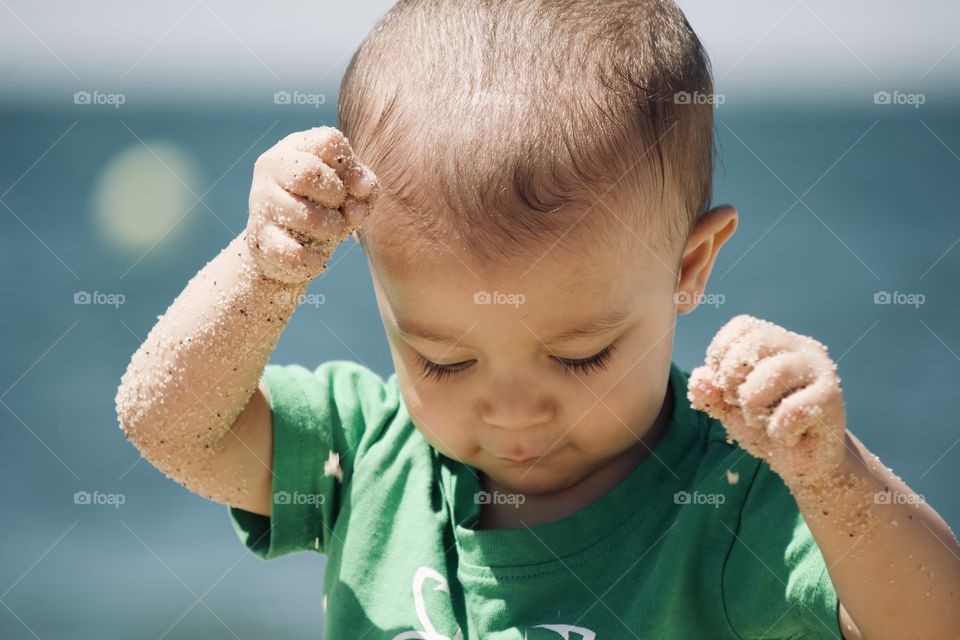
xmin=395 ymin=308 xmax=632 ymax=345
xmin=545 ymin=308 xmax=632 ymax=342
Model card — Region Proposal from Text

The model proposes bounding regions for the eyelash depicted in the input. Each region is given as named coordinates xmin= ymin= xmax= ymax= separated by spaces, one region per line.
xmin=414 ymin=344 xmax=618 ymax=382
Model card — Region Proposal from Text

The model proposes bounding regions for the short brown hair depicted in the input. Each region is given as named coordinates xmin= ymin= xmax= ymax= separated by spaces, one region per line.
xmin=338 ymin=0 xmax=716 ymax=266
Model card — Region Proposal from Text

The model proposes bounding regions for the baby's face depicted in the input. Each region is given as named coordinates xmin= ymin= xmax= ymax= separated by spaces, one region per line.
xmin=363 ymin=226 xmax=680 ymax=496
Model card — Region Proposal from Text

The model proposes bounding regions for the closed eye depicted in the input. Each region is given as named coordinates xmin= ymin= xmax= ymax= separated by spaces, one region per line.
xmin=555 ymin=343 xmax=617 ymax=376
xmin=413 ymin=344 xmax=618 ymax=382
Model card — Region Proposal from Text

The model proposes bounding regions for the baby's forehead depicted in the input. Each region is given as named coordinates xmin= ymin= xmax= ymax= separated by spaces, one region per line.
xmin=377 ymin=258 xmax=662 ymax=353
xmin=364 ymin=222 xmax=671 ymax=308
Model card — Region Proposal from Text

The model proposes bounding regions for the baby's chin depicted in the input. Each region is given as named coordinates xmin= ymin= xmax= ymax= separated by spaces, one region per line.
xmin=476 ymin=454 xmax=587 ymax=497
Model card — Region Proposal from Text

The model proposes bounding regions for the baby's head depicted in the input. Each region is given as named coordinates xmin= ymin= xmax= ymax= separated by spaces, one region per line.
xmin=338 ymin=0 xmax=738 ymax=495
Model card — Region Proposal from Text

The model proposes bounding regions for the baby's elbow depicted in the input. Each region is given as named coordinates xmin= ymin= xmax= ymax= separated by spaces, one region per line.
xmin=114 ymin=375 xmax=170 ymax=458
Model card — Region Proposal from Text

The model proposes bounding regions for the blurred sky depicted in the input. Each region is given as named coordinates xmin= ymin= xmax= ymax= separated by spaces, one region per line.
xmin=2 ymin=0 xmax=959 ymax=106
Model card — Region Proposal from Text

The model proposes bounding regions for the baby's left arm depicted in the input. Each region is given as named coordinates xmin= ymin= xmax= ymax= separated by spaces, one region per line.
xmin=687 ymin=314 xmax=960 ymax=640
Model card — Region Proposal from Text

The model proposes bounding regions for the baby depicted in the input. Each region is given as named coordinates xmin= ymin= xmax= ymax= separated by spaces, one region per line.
xmin=115 ymin=1 xmax=960 ymax=638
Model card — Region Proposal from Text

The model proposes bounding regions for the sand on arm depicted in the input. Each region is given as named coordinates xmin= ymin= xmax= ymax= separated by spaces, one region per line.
xmin=114 ymin=233 xmax=308 ymax=506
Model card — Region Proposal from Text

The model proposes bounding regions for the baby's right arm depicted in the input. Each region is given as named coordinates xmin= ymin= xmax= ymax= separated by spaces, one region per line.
xmin=115 ymin=127 xmax=379 ymax=517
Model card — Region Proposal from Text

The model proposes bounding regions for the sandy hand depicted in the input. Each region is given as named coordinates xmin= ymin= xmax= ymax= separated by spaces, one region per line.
xmin=245 ymin=126 xmax=380 ymax=284
xmin=687 ymin=314 xmax=848 ymax=486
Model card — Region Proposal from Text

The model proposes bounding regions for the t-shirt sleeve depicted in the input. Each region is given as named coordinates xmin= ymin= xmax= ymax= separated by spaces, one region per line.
xmin=227 ymin=359 xmax=400 ymax=560
xmin=721 ymin=461 xmax=842 ymax=640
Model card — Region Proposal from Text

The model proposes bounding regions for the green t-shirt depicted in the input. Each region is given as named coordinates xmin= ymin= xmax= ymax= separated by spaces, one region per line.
xmin=229 ymin=360 xmax=842 ymax=639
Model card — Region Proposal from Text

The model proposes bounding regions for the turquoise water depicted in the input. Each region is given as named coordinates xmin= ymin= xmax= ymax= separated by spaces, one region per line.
xmin=1 ymin=101 xmax=958 ymax=637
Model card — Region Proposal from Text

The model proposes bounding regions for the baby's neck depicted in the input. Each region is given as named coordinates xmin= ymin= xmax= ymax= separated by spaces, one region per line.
xmin=478 ymin=384 xmax=674 ymax=530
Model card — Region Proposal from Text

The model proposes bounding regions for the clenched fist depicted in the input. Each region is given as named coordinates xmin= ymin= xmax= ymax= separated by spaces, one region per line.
xmin=687 ymin=314 xmax=848 ymax=487
xmin=245 ymin=126 xmax=380 ymax=284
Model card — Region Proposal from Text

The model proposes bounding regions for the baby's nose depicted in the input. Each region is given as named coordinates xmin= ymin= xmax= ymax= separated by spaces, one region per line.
xmin=479 ymin=392 xmax=554 ymax=431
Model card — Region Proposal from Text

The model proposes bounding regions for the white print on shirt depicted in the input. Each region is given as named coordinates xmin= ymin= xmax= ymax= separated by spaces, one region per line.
xmin=525 ymin=625 xmax=597 ymax=639
xmin=392 ymin=566 xmax=598 ymax=640
xmin=392 ymin=567 xmax=464 ymax=640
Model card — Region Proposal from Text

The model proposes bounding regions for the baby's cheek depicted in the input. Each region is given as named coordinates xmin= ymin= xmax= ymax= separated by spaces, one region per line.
xmin=403 ymin=388 xmax=475 ymax=455
xmin=577 ymin=391 xmax=658 ymax=451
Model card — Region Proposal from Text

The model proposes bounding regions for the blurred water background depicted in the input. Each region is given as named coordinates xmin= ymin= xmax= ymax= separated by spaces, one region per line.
xmin=2 ymin=1 xmax=959 ymax=637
